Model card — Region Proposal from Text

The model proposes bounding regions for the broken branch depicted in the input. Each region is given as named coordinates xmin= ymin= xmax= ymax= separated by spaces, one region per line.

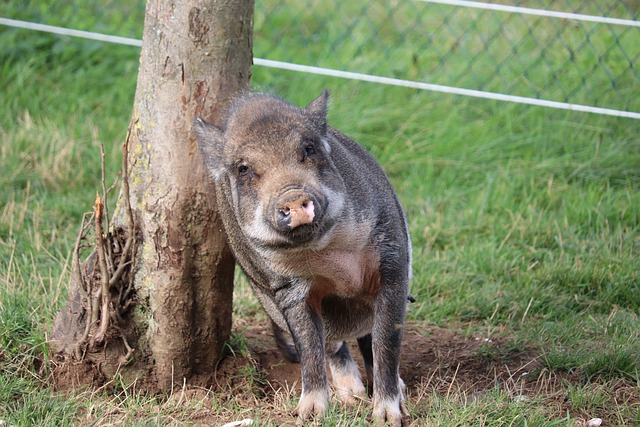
xmin=93 ymin=193 xmax=110 ymax=346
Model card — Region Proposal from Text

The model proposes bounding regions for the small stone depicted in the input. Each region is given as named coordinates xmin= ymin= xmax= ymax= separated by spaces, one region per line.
xmin=221 ymin=419 xmax=254 ymax=427
xmin=585 ymin=418 xmax=602 ymax=427
xmin=513 ymin=395 xmax=530 ymax=403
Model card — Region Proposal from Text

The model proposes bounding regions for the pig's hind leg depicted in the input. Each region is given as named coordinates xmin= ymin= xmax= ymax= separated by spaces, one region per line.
xmin=356 ymin=334 xmax=374 ymax=386
xmin=271 ymin=320 xmax=299 ymax=363
xmin=328 ymin=341 xmax=367 ymax=405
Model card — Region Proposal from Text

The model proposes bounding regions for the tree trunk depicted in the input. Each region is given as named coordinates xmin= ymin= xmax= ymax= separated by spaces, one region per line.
xmin=51 ymin=0 xmax=254 ymax=390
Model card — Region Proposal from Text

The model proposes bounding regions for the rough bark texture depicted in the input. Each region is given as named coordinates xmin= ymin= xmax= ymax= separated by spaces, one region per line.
xmin=51 ymin=0 xmax=253 ymax=390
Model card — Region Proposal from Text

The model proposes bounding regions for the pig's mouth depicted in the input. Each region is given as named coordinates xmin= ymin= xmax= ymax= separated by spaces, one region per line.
xmin=276 ymin=217 xmax=338 ymax=248
xmin=282 ymin=222 xmax=319 ymax=244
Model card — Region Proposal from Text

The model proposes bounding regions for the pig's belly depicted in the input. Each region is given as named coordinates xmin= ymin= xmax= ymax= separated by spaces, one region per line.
xmin=320 ymin=294 xmax=374 ymax=341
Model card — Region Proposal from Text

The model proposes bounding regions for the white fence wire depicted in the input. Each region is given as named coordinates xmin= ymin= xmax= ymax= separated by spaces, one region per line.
xmin=417 ymin=0 xmax=640 ymax=27
xmin=1 ymin=0 xmax=638 ymax=120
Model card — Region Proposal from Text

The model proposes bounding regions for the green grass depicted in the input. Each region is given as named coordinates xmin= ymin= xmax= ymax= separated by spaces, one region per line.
xmin=1 ymin=0 xmax=639 ymax=425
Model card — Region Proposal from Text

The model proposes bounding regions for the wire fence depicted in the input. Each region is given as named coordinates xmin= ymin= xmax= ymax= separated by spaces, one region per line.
xmin=1 ymin=0 xmax=639 ymax=118
xmin=254 ymin=0 xmax=640 ymax=117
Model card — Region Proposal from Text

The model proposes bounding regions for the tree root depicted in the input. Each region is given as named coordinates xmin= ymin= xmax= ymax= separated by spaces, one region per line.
xmin=58 ymin=125 xmax=138 ymax=365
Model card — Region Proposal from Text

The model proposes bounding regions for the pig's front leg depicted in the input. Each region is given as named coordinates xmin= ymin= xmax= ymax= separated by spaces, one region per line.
xmin=371 ymin=274 xmax=409 ymax=426
xmin=276 ymin=280 xmax=330 ymax=421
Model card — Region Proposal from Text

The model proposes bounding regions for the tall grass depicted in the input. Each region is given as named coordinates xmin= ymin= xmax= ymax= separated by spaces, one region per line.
xmin=1 ymin=0 xmax=639 ymax=425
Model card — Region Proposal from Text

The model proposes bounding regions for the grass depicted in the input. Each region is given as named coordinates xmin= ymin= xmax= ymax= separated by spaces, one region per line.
xmin=1 ymin=0 xmax=639 ymax=425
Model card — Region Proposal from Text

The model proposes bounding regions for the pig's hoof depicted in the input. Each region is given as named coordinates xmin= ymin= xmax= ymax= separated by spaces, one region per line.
xmin=332 ymin=372 xmax=367 ymax=405
xmin=293 ymin=389 xmax=330 ymax=422
xmin=372 ymin=395 xmax=408 ymax=427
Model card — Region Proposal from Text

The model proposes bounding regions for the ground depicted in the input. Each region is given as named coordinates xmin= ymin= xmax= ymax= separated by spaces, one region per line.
xmin=160 ymin=321 xmax=557 ymax=426
xmin=243 ymin=321 xmax=531 ymax=396
xmin=230 ymin=321 xmax=538 ymax=424
xmin=48 ymin=317 xmax=635 ymax=426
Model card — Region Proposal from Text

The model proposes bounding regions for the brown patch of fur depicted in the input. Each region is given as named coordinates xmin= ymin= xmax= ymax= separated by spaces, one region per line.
xmin=312 ymin=248 xmax=381 ymax=297
xmin=306 ymin=278 xmax=336 ymax=313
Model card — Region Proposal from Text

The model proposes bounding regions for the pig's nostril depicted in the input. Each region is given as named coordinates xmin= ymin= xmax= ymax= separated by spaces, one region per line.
xmin=278 ymin=208 xmax=290 ymax=220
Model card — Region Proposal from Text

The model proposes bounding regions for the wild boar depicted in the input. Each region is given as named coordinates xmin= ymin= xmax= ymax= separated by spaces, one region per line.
xmin=194 ymin=90 xmax=411 ymax=426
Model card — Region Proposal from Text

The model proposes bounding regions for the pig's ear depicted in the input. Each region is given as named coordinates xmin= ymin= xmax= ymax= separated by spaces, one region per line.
xmin=193 ymin=117 xmax=225 ymax=180
xmin=305 ymin=89 xmax=328 ymax=134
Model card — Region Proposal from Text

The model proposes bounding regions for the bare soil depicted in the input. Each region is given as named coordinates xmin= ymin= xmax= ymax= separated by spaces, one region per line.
xmin=208 ymin=320 xmax=544 ymax=426
xmin=51 ymin=319 xmax=638 ymax=426
xmin=242 ymin=321 xmax=536 ymax=395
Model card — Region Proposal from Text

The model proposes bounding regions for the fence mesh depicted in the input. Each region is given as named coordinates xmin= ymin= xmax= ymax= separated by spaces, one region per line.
xmin=254 ymin=0 xmax=640 ymax=113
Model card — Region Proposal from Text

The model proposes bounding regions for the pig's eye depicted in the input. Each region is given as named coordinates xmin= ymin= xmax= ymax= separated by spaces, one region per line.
xmin=303 ymin=142 xmax=316 ymax=158
xmin=237 ymin=164 xmax=250 ymax=176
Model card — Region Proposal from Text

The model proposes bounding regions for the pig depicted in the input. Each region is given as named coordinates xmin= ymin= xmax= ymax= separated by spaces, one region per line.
xmin=194 ymin=90 xmax=411 ymax=426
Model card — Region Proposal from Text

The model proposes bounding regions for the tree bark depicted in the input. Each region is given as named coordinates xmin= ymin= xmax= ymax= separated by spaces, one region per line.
xmin=51 ymin=0 xmax=253 ymax=390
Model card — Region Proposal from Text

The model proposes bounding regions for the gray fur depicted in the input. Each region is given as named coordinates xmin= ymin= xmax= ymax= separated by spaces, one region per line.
xmin=194 ymin=91 xmax=411 ymax=426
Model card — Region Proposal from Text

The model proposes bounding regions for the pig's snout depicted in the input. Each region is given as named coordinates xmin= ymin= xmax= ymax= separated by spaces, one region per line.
xmin=277 ymin=196 xmax=315 ymax=229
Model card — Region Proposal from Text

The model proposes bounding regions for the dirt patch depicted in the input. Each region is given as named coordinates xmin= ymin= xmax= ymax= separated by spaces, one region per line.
xmin=219 ymin=321 xmax=637 ymax=425
xmin=50 ymin=359 xmax=103 ymax=390
xmin=240 ymin=320 xmax=540 ymax=397
xmin=144 ymin=320 xmax=533 ymax=426
xmin=46 ymin=319 xmax=638 ymax=425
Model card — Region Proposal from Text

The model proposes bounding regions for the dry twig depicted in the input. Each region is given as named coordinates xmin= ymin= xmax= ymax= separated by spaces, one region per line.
xmin=69 ymin=123 xmax=138 ymax=359
xmin=93 ymin=193 xmax=110 ymax=346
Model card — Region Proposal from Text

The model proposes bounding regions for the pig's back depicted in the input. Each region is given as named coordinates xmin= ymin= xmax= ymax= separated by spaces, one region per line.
xmin=326 ymin=128 xmax=403 ymax=220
